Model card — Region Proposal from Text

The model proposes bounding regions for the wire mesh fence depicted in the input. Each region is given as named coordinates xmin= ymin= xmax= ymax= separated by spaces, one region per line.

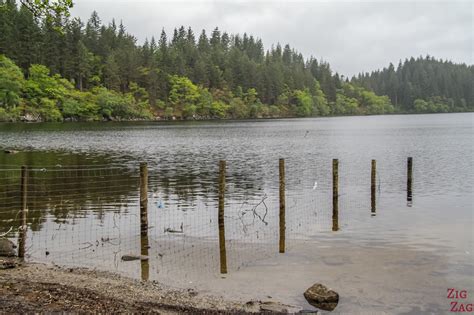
xmin=0 ymin=157 xmax=413 ymax=281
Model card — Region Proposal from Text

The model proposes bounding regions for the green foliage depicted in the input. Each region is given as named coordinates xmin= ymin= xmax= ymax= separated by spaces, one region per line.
xmin=154 ymin=99 xmax=166 ymax=110
xmin=0 ymin=106 xmax=21 ymax=121
xmin=332 ymin=82 xmax=395 ymax=115
xmin=243 ymin=88 xmax=263 ymax=118
xmin=354 ymin=56 xmax=473 ymax=112
xmin=0 ymin=55 xmax=152 ymax=121
xmin=362 ymin=91 xmax=394 ymax=115
xmin=164 ymin=106 xmax=174 ymax=119
xmin=196 ymin=88 xmax=213 ymax=118
xmin=228 ymin=97 xmax=248 ymax=119
xmin=168 ymin=75 xmax=200 ymax=118
xmin=311 ymin=80 xmax=330 ymax=116
xmin=269 ymin=105 xmax=280 ymax=118
xmin=62 ymin=98 xmax=87 ymax=119
xmin=1 ymin=3 xmax=470 ymax=121
xmin=0 ymin=107 xmax=8 ymax=121
xmin=24 ymin=64 xmax=68 ymax=99
xmin=35 ymin=97 xmax=62 ymax=121
xmin=292 ymin=89 xmax=313 ymax=117
xmin=414 ymin=97 xmax=451 ymax=113
xmin=62 ymin=91 xmax=99 ymax=121
xmin=334 ymin=94 xmax=359 ymax=115
xmin=94 ymin=87 xmax=152 ymax=120
xmin=210 ymin=100 xmax=228 ymax=118
xmin=19 ymin=0 xmax=74 ymax=24
xmin=0 ymin=54 xmax=24 ymax=109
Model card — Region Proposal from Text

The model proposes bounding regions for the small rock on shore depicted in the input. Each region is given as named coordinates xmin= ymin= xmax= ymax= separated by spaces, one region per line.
xmin=121 ymin=255 xmax=149 ymax=261
xmin=0 ymin=238 xmax=17 ymax=257
xmin=303 ymin=283 xmax=339 ymax=311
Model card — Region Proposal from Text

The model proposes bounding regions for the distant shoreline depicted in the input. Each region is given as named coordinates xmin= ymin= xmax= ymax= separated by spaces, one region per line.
xmin=2 ymin=110 xmax=472 ymax=124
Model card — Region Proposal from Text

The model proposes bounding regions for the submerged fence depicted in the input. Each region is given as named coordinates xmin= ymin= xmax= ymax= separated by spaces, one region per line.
xmin=0 ymin=158 xmax=414 ymax=280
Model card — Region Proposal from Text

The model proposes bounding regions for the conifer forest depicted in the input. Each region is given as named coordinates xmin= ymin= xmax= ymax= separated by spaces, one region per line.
xmin=0 ymin=0 xmax=472 ymax=121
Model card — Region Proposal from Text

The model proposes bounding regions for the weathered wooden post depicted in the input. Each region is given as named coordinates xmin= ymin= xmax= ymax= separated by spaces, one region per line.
xmin=139 ymin=163 xmax=150 ymax=280
xmin=279 ymin=158 xmax=286 ymax=253
xmin=407 ymin=157 xmax=413 ymax=205
xmin=218 ymin=160 xmax=227 ymax=274
xmin=371 ymin=159 xmax=376 ymax=215
xmin=139 ymin=163 xmax=148 ymax=236
xmin=18 ymin=166 xmax=28 ymax=258
xmin=332 ymin=159 xmax=339 ymax=231
xmin=140 ymin=233 xmax=150 ymax=281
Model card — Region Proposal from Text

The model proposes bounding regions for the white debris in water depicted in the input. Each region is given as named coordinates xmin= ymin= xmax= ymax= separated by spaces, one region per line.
xmin=312 ymin=181 xmax=318 ymax=190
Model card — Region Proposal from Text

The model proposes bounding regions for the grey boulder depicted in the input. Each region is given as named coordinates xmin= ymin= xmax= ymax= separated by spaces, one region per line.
xmin=0 ymin=238 xmax=16 ymax=257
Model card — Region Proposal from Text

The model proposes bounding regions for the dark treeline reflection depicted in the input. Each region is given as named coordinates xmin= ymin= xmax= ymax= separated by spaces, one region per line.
xmin=0 ymin=151 xmax=139 ymax=232
xmin=0 ymin=150 xmax=268 ymax=234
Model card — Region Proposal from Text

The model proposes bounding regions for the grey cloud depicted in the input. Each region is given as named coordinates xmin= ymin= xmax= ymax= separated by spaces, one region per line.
xmin=71 ymin=0 xmax=473 ymax=76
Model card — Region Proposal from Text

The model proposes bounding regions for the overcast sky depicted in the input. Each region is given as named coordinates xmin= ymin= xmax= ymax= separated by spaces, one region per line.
xmin=70 ymin=0 xmax=473 ymax=77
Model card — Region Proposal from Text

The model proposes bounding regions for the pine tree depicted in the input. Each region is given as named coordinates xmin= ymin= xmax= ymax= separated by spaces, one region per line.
xmin=1 ymin=4 xmax=471 ymax=121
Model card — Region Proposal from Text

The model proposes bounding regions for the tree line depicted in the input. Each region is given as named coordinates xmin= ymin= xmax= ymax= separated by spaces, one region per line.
xmin=0 ymin=0 xmax=471 ymax=122
xmin=352 ymin=56 xmax=473 ymax=113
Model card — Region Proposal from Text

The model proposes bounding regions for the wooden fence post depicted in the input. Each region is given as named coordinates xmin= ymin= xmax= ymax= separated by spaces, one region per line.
xmin=371 ymin=159 xmax=376 ymax=215
xmin=332 ymin=159 xmax=339 ymax=231
xmin=140 ymin=163 xmax=148 ymax=236
xmin=218 ymin=160 xmax=227 ymax=274
xmin=140 ymin=233 xmax=150 ymax=281
xmin=279 ymin=158 xmax=286 ymax=253
xmin=18 ymin=166 xmax=28 ymax=259
xmin=407 ymin=157 xmax=413 ymax=205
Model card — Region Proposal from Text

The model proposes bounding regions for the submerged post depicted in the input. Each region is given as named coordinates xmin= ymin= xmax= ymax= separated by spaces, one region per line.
xmin=407 ymin=157 xmax=413 ymax=205
xmin=279 ymin=158 xmax=286 ymax=254
xmin=140 ymin=163 xmax=148 ymax=236
xmin=332 ymin=159 xmax=339 ymax=231
xmin=18 ymin=166 xmax=28 ymax=258
xmin=371 ymin=159 xmax=376 ymax=215
xmin=140 ymin=233 xmax=150 ymax=281
xmin=218 ymin=160 xmax=227 ymax=274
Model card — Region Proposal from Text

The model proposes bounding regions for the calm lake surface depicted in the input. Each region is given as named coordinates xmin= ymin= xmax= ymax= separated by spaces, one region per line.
xmin=0 ymin=113 xmax=473 ymax=313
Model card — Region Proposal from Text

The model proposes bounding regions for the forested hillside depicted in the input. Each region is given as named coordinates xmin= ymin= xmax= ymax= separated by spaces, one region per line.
xmin=0 ymin=1 xmax=471 ymax=122
xmin=352 ymin=57 xmax=473 ymax=113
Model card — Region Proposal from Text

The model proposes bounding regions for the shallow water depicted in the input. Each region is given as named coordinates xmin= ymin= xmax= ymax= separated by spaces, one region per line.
xmin=0 ymin=113 xmax=473 ymax=313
